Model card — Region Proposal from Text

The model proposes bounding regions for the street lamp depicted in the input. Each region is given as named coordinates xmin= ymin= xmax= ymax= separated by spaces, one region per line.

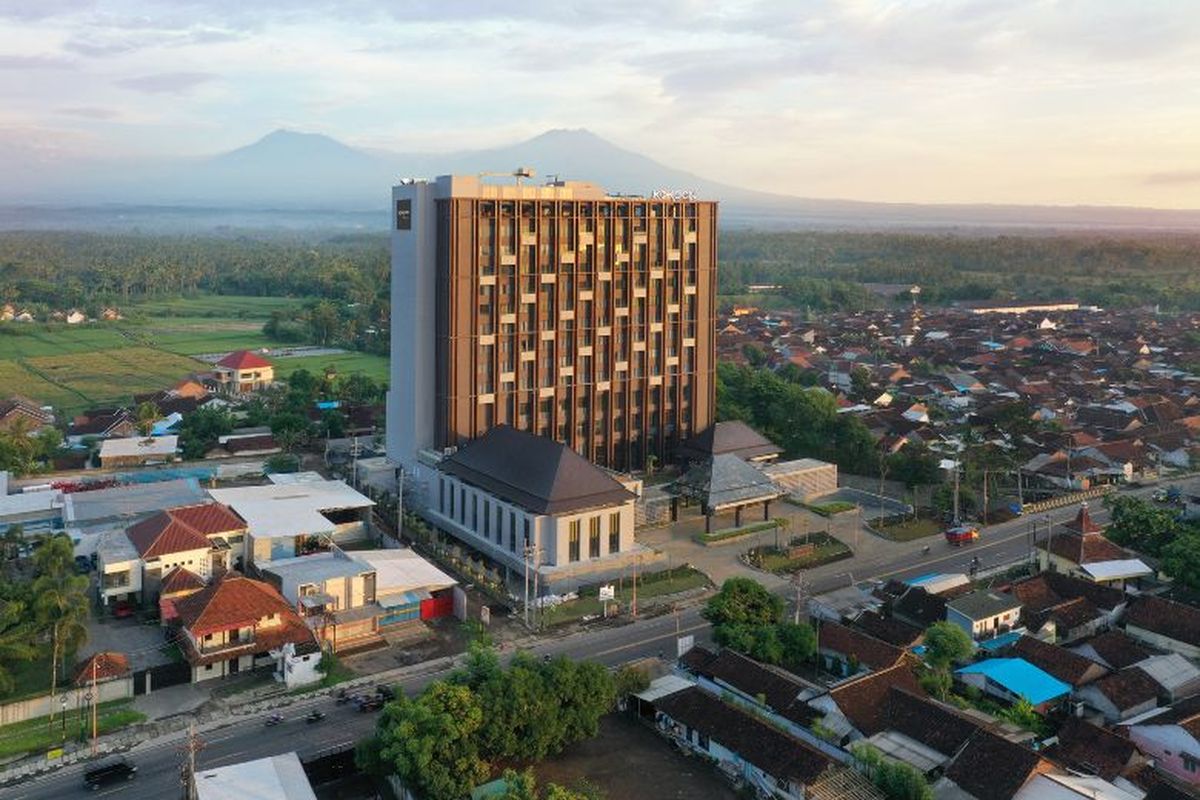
xmin=59 ymin=695 xmax=67 ymax=740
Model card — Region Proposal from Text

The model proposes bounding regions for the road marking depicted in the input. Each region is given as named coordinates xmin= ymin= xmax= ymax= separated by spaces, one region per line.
xmin=590 ymin=623 xmax=710 ymax=658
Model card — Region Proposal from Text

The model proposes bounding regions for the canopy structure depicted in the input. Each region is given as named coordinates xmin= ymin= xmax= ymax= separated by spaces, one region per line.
xmin=673 ymin=453 xmax=785 ymax=533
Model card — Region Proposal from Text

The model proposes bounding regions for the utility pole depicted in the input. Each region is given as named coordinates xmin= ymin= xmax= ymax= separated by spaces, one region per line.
xmin=90 ymin=659 xmax=98 ymax=757
xmin=177 ymin=723 xmax=205 ymax=800
xmin=1044 ymin=514 xmax=1054 ymax=573
xmin=791 ymin=570 xmax=810 ymax=625
xmin=531 ymin=545 xmax=540 ymax=630
xmin=523 ymin=543 xmax=532 ymax=629
xmin=396 ymin=465 xmax=405 ymax=543
xmin=952 ymin=459 xmax=961 ymax=525
xmin=631 ymin=555 xmax=639 ymax=619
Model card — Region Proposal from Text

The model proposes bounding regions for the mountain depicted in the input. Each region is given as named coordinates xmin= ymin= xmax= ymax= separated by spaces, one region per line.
xmin=4 ymin=128 xmax=1200 ymax=231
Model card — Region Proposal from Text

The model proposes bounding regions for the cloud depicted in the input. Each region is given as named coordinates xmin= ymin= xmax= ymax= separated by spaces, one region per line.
xmin=1145 ymin=171 xmax=1200 ymax=186
xmin=58 ymin=106 xmax=120 ymax=119
xmin=64 ymin=25 xmax=244 ymax=58
xmin=0 ymin=54 xmax=76 ymax=69
xmin=116 ymin=71 xmax=216 ymax=93
xmin=0 ymin=0 xmax=95 ymax=21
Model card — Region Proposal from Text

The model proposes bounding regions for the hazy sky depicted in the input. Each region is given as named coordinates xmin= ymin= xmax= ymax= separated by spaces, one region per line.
xmin=2 ymin=0 xmax=1199 ymax=207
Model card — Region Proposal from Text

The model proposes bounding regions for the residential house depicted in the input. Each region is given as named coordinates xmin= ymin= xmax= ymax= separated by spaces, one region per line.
xmin=1125 ymin=695 xmax=1200 ymax=788
xmin=96 ymin=527 xmax=143 ymax=607
xmin=124 ymin=503 xmax=247 ymax=604
xmin=935 ymin=728 xmax=1055 ymax=800
xmin=652 ymin=686 xmax=839 ymax=800
xmin=1070 ymin=630 xmax=1152 ymax=671
xmin=890 ymin=586 xmax=948 ymax=630
xmin=208 ymin=474 xmax=374 ymax=565
xmin=946 ymin=589 xmax=1023 ymax=641
xmin=1010 ymin=571 xmax=1127 ymax=643
xmin=65 ymin=309 xmax=86 ymax=324
xmin=0 ymin=396 xmax=53 ymax=432
xmin=848 ymin=611 xmax=924 ymax=649
xmin=1136 ymin=654 xmax=1200 ymax=703
xmin=261 ymin=550 xmax=381 ymax=653
xmin=351 ymin=548 xmax=458 ymax=626
xmin=1037 ymin=504 xmax=1151 ymax=587
xmin=98 ymin=435 xmax=180 ymax=468
xmin=173 ymin=573 xmax=318 ymax=682
xmin=213 ymin=350 xmax=274 ymax=395
xmin=816 ymin=621 xmax=904 ymax=677
xmin=1077 ymin=668 xmax=1162 ymax=724
xmin=424 ymin=425 xmax=643 ymax=592
xmin=67 ymin=407 xmax=134 ymax=445
xmin=809 ymin=662 xmax=926 ymax=743
xmin=1043 ymin=717 xmax=1143 ymax=784
xmin=956 ymin=658 xmax=1072 ymax=713
xmin=1125 ymin=596 xmax=1200 ymax=660
xmin=866 ymin=687 xmax=985 ymax=776
xmin=1011 ymin=636 xmax=1109 ymax=689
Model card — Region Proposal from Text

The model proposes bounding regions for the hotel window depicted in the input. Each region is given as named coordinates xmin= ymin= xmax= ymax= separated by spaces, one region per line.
xmin=609 ymin=512 xmax=621 ymax=553
xmin=568 ymin=521 xmax=581 ymax=562
xmin=523 ymin=518 xmax=531 ymax=550
xmin=448 ymin=483 xmax=456 ymax=518
xmin=439 ymin=478 xmax=445 ymax=513
xmin=483 ymin=500 xmax=491 ymax=537
xmin=459 ymin=488 xmax=466 ymax=524
xmin=589 ymin=517 xmax=601 ymax=558
xmin=509 ymin=512 xmax=517 ymax=550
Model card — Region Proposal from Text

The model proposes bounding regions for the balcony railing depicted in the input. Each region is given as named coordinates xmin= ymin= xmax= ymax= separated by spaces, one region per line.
xmin=198 ymin=633 xmax=255 ymax=655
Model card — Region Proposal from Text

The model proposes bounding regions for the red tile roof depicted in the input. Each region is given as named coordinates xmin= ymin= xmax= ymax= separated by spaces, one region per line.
xmin=1038 ymin=530 xmax=1128 ymax=565
xmin=1012 ymin=636 xmax=1107 ymax=687
xmin=125 ymin=503 xmax=245 ymax=559
xmin=818 ymin=621 xmax=905 ymax=671
xmin=73 ymin=651 xmax=130 ymax=685
xmin=178 ymin=614 xmax=316 ymax=667
xmin=161 ymin=566 xmax=206 ymax=596
xmin=216 ymin=350 xmax=273 ymax=370
xmin=1126 ymin=595 xmax=1200 ymax=649
xmin=829 ymin=661 xmax=925 ymax=736
xmin=174 ymin=574 xmax=294 ymax=636
xmin=1064 ymin=503 xmax=1104 ymax=535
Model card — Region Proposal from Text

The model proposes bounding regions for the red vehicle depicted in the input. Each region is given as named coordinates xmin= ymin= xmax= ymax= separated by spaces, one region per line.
xmin=112 ymin=601 xmax=135 ymax=619
xmin=944 ymin=524 xmax=980 ymax=546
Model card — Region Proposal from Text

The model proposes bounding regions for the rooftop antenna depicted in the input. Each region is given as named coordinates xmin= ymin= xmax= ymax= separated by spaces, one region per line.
xmin=479 ymin=167 xmax=536 ymax=186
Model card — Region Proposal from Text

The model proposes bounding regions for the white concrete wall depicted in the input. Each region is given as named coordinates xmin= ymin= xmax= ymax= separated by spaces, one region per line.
xmin=0 ymin=678 xmax=132 ymax=726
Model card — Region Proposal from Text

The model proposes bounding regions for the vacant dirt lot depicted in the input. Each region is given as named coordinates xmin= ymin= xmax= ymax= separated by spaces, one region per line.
xmin=534 ymin=713 xmax=738 ymax=799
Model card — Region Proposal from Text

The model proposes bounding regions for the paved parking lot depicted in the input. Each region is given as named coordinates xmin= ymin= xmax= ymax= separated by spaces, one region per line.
xmin=80 ymin=616 xmax=173 ymax=672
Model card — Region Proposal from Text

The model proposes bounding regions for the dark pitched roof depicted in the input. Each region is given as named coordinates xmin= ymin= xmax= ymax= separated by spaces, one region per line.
xmin=1126 ymin=595 xmax=1200 ymax=648
xmin=1012 ymin=636 xmax=1107 ymax=686
xmin=679 ymin=646 xmax=819 ymax=726
xmin=1076 ymin=630 xmax=1152 ymax=670
xmin=677 ymin=420 xmax=783 ymax=461
xmin=1091 ymin=668 xmax=1161 ymax=712
xmin=675 ymin=453 xmax=785 ymax=510
xmin=828 ymin=661 xmax=924 ymax=736
xmin=891 ymin=586 xmax=947 ymax=627
xmin=943 ymin=729 xmax=1046 ymax=800
xmin=1044 ymin=717 xmax=1136 ymax=781
xmin=1063 ymin=503 xmax=1104 ymax=535
xmin=1040 ymin=530 xmax=1130 ymax=565
xmin=818 ymin=621 xmax=904 ymax=671
xmin=440 ymin=425 xmax=635 ymax=515
xmin=1011 ymin=571 xmax=1125 ymax=613
xmin=654 ymin=687 xmax=833 ymax=786
xmin=849 ymin=611 xmax=924 ymax=648
xmin=883 ymin=687 xmax=981 ymax=757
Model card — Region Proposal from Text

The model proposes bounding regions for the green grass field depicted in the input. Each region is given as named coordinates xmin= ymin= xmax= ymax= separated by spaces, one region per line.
xmin=0 ymin=700 xmax=146 ymax=759
xmin=273 ymin=352 xmax=391 ymax=383
xmin=0 ymin=295 xmax=388 ymax=413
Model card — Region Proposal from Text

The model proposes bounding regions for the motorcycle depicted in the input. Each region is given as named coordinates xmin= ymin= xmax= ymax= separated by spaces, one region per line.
xmin=264 ymin=713 xmax=284 ymax=727
xmin=305 ymin=709 xmax=326 ymax=724
xmin=335 ymin=689 xmax=355 ymax=705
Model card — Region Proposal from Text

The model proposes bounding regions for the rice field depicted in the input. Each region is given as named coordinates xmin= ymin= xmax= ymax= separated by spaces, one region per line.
xmin=273 ymin=352 xmax=390 ymax=383
xmin=22 ymin=347 xmax=206 ymax=412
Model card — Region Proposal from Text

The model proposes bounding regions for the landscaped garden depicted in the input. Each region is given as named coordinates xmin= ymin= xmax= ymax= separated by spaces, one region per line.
xmin=742 ymin=532 xmax=852 ymax=574
xmin=873 ymin=516 xmax=943 ymax=541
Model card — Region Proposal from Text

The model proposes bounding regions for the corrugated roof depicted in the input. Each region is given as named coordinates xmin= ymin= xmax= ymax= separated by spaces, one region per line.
xmin=439 ymin=426 xmax=634 ymax=515
xmin=956 ymin=658 xmax=1071 ymax=705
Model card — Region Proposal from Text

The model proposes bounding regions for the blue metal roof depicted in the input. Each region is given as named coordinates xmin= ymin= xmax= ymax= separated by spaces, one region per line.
xmin=956 ymin=658 xmax=1070 ymax=705
xmin=905 ymin=573 xmax=938 ymax=586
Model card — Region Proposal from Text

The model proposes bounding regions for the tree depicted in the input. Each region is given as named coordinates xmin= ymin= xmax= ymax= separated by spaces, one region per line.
xmin=3 ymin=523 xmax=24 ymax=563
xmin=33 ymin=566 xmax=89 ymax=727
xmin=853 ymin=743 xmax=933 ymax=800
xmin=888 ymin=442 xmax=941 ymax=490
xmin=777 ymin=622 xmax=817 ymax=670
xmin=703 ymin=578 xmax=784 ymax=629
xmin=1105 ymin=495 xmax=1188 ymax=557
xmin=32 ymin=532 xmax=75 ymax=580
xmin=923 ymin=622 xmax=974 ymax=669
xmin=177 ymin=406 xmax=234 ymax=460
xmin=850 ymin=366 xmax=873 ymax=400
xmin=0 ymin=597 xmax=36 ymax=695
xmin=612 ymin=664 xmax=650 ymax=704
xmin=377 ymin=682 xmax=489 ymax=800
xmin=134 ymin=401 xmax=159 ymax=440
xmin=1162 ymin=532 xmax=1200 ymax=592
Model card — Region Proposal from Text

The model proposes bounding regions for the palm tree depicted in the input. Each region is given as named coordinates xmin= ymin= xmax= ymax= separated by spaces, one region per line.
xmin=0 ymin=599 xmax=36 ymax=695
xmin=135 ymin=401 xmax=160 ymax=441
xmin=33 ymin=571 xmax=90 ymax=730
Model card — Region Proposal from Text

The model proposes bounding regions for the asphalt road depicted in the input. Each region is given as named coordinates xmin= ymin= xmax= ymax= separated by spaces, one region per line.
xmin=7 ymin=610 xmax=711 ymax=800
xmin=11 ymin=479 xmax=1195 ymax=800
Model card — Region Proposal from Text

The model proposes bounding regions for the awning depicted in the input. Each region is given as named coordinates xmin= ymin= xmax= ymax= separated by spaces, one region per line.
xmin=378 ymin=589 xmax=431 ymax=609
xmin=300 ymin=592 xmax=335 ymax=609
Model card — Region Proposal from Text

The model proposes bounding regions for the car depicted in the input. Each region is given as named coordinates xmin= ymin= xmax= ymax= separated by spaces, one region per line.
xmin=375 ymin=684 xmax=396 ymax=701
xmin=74 ymin=555 xmax=91 ymax=574
xmin=83 ymin=756 xmax=137 ymax=789
xmin=112 ymin=601 xmax=134 ymax=619
xmin=357 ymin=696 xmax=384 ymax=712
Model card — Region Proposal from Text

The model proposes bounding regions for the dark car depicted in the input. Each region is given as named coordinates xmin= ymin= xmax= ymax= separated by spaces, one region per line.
xmin=357 ymin=696 xmax=384 ymax=712
xmin=84 ymin=756 xmax=137 ymax=789
xmin=75 ymin=555 xmax=91 ymax=574
xmin=375 ymin=684 xmax=395 ymax=701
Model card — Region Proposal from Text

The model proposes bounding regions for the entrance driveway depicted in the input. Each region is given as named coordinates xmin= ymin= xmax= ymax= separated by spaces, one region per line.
xmin=81 ymin=616 xmax=173 ymax=672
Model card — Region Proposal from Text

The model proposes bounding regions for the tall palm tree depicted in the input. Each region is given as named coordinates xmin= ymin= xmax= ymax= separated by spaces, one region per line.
xmin=33 ymin=571 xmax=90 ymax=728
xmin=0 ymin=599 xmax=36 ymax=695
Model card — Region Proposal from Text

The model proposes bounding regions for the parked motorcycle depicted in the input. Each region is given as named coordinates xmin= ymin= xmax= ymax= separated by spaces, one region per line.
xmin=264 ymin=714 xmax=284 ymax=727
xmin=305 ymin=709 xmax=326 ymax=724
